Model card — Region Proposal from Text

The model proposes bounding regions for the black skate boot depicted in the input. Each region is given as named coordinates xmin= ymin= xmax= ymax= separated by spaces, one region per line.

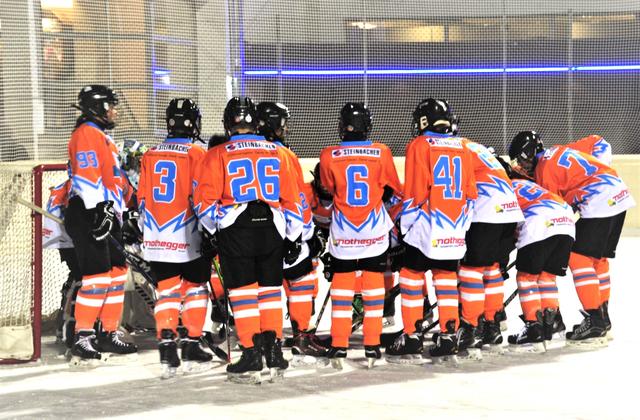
xmin=542 ymin=308 xmax=566 ymax=342
xmin=291 ymin=331 xmax=328 ymax=365
xmin=429 ymin=320 xmax=459 ymax=363
xmin=456 ymin=319 xmax=482 ymax=360
xmin=262 ymin=331 xmax=288 ymax=381
xmin=70 ymin=330 xmax=101 ymax=367
xmin=227 ymin=334 xmax=264 ymax=384
xmin=508 ymin=313 xmax=545 ymax=353
xmin=566 ymin=309 xmax=607 ymax=347
xmin=482 ymin=319 xmax=504 ymax=348
xmin=494 ymin=309 xmax=508 ymax=331
xmin=159 ymin=329 xmax=180 ymax=379
xmin=181 ymin=337 xmax=213 ymax=373
xmin=602 ymin=301 xmax=613 ymax=339
xmin=327 ymin=346 xmax=347 ymax=370
xmin=364 ymin=345 xmax=381 ymax=369
xmin=385 ymin=332 xmax=425 ymax=364
xmin=96 ymin=331 xmax=138 ymax=359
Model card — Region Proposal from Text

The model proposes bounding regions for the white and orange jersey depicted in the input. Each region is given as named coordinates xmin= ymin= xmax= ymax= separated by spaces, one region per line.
xmin=303 ymin=182 xmax=333 ymax=231
xmin=464 ymin=141 xmax=524 ymax=224
xmin=511 ymin=179 xmax=575 ymax=248
xmin=401 ymin=132 xmax=477 ymax=260
xmin=565 ymin=135 xmax=612 ymax=166
xmin=193 ymin=134 xmax=303 ymax=241
xmin=319 ymin=140 xmax=401 ymax=260
xmin=137 ymin=137 xmax=206 ymax=263
xmin=68 ymin=121 xmax=123 ymax=211
xmin=535 ymin=145 xmax=634 ymax=218
xmin=43 ymin=180 xmax=73 ymax=249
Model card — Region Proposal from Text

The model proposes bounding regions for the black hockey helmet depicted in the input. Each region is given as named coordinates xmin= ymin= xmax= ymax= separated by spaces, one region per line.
xmin=74 ymin=85 xmax=119 ymax=129
xmin=256 ymin=102 xmax=290 ymax=143
xmin=208 ymin=134 xmax=228 ymax=149
xmin=166 ymin=98 xmax=202 ymax=140
xmin=223 ymin=96 xmax=258 ymax=136
xmin=412 ymin=98 xmax=458 ymax=136
xmin=339 ymin=102 xmax=372 ymax=141
xmin=508 ymin=131 xmax=543 ymax=176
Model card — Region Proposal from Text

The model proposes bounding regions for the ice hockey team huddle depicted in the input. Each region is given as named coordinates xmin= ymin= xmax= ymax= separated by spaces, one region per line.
xmin=44 ymin=84 xmax=635 ymax=383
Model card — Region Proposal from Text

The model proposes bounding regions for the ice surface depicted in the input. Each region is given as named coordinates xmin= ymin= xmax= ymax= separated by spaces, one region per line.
xmin=1 ymin=237 xmax=638 ymax=420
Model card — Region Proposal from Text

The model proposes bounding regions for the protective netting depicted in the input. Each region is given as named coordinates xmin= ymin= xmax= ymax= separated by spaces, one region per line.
xmin=1 ymin=1 xmax=640 ymax=162
xmin=0 ymin=163 xmax=68 ymax=361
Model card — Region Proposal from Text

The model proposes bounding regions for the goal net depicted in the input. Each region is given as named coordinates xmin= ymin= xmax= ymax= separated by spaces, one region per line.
xmin=0 ymin=163 xmax=68 ymax=363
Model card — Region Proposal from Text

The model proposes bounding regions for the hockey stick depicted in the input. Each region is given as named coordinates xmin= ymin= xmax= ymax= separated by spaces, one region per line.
xmin=17 ymin=197 xmax=157 ymax=316
xmin=212 ymin=258 xmax=232 ymax=363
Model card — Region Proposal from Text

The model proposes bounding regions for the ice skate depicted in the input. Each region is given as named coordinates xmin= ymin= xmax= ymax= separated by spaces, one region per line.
xmin=385 ymin=333 xmax=426 ymax=365
xmin=69 ymin=330 xmax=101 ymax=368
xmin=364 ymin=345 xmax=381 ymax=369
xmin=602 ymin=301 xmax=613 ymax=340
xmin=158 ymin=329 xmax=181 ymax=379
xmin=327 ymin=346 xmax=347 ymax=370
xmin=481 ymin=319 xmax=505 ymax=354
xmin=566 ymin=309 xmax=607 ymax=348
xmin=96 ymin=330 xmax=138 ymax=363
xmin=262 ymin=331 xmax=288 ymax=382
xmin=181 ymin=337 xmax=213 ymax=373
xmin=494 ymin=309 xmax=508 ymax=331
xmin=227 ymin=334 xmax=263 ymax=384
xmin=456 ymin=319 xmax=482 ymax=361
xmin=429 ymin=321 xmax=459 ymax=365
xmin=291 ymin=332 xmax=328 ymax=367
xmin=542 ymin=307 xmax=566 ymax=344
xmin=508 ymin=314 xmax=546 ymax=353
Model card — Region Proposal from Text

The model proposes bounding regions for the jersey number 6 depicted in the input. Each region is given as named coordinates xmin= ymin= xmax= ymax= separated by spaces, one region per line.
xmin=228 ymin=158 xmax=280 ymax=202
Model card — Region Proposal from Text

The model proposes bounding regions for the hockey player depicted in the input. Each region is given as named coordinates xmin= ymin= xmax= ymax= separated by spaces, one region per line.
xmin=319 ymin=102 xmax=402 ymax=368
xmin=498 ymin=158 xmax=574 ymax=351
xmin=390 ymin=98 xmax=477 ymax=362
xmin=136 ymin=98 xmax=213 ymax=377
xmin=65 ymin=85 xmax=137 ymax=364
xmin=456 ymin=141 xmax=523 ymax=353
xmin=193 ymin=97 xmax=303 ymax=383
xmin=256 ymin=101 xmax=328 ymax=361
xmin=509 ymin=131 xmax=635 ymax=344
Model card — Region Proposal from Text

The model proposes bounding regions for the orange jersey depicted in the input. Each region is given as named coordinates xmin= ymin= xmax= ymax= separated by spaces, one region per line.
xmin=68 ymin=122 xmax=121 ymax=210
xmin=464 ymin=141 xmax=523 ymax=224
xmin=303 ymin=182 xmax=333 ymax=231
xmin=319 ymin=140 xmax=401 ymax=259
xmin=565 ymin=135 xmax=612 ymax=166
xmin=43 ymin=180 xmax=73 ymax=249
xmin=276 ymin=142 xmax=313 ymax=241
xmin=137 ymin=137 xmax=206 ymax=262
xmin=401 ymin=132 xmax=477 ymax=260
xmin=535 ymin=145 xmax=634 ymax=218
xmin=193 ymin=134 xmax=303 ymax=241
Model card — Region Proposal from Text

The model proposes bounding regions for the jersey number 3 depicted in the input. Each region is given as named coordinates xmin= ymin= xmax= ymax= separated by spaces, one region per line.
xmin=153 ymin=161 xmax=177 ymax=203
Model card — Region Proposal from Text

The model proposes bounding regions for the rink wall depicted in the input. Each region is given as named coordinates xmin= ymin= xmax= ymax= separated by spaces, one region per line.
xmin=299 ymin=155 xmax=640 ymax=232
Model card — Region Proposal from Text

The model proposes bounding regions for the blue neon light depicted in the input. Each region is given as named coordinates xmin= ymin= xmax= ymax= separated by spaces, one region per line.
xmin=243 ymin=64 xmax=640 ymax=77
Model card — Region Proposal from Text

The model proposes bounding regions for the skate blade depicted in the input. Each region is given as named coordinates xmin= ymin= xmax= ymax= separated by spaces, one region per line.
xmin=69 ymin=356 xmax=101 ymax=369
xmin=101 ymin=352 xmax=139 ymax=364
xmin=605 ymin=330 xmax=614 ymax=341
xmin=269 ymin=367 xmax=285 ymax=382
xmin=566 ymin=336 xmax=608 ymax=349
xmin=160 ymin=364 xmax=179 ymax=380
xmin=385 ymin=354 xmax=428 ymax=365
xmin=481 ymin=344 xmax=506 ymax=355
xmin=543 ymin=339 xmax=566 ymax=351
xmin=430 ymin=354 xmax=459 ymax=366
xmin=227 ymin=371 xmax=262 ymax=385
xmin=366 ymin=357 xmax=379 ymax=369
xmin=458 ymin=348 xmax=483 ymax=361
xmin=330 ymin=358 xmax=344 ymax=370
xmin=508 ymin=342 xmax=546 ymax=353
xmin=183 ymin=361 xmax=212 ymax=374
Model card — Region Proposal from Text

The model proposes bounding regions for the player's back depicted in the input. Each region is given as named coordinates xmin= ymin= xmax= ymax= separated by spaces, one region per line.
xmin=565 ymin=135 xmax=612 ymax=166
xmin=319 ymin=141 xmax=399 ymax=226
xmin=535 ymin=145 xmax=634 ymax=218
xmin=138 ymin=137 xmax=205 ymax=262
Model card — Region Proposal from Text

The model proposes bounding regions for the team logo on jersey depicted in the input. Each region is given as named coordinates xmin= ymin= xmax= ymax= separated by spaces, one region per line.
xmin=608 ymin=189 xmax=630 ymax=207
xmin=495 ymin=201 xmax=520 ymax=213
xmin=333 ymin=234 xmax=386 ymax=247
xmin=332 ymin=148 xmax=380 ymax=158
xmin=426 ymin=137 xmax=463 ymax=149
xmin=544 ymin=216 xmax=573 ymax=228
xmin=225 ymin=141 xmax=276 ymax=152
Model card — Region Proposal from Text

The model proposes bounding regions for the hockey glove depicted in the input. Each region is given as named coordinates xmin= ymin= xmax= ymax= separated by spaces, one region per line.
xmin=320 ymin=252 xmax=334 ymax=282
xmin=91 ymin=201 xmax=115 ymax=241
xmin=307 ymin=228 xmax=326 ymax=259
xmin=122 ymin=209 xmax=143 ymax=245
xmin=283 ymin=236 xmax=302 ymax=265
xmin=201 ymin=229 xmax=219 ymax=259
